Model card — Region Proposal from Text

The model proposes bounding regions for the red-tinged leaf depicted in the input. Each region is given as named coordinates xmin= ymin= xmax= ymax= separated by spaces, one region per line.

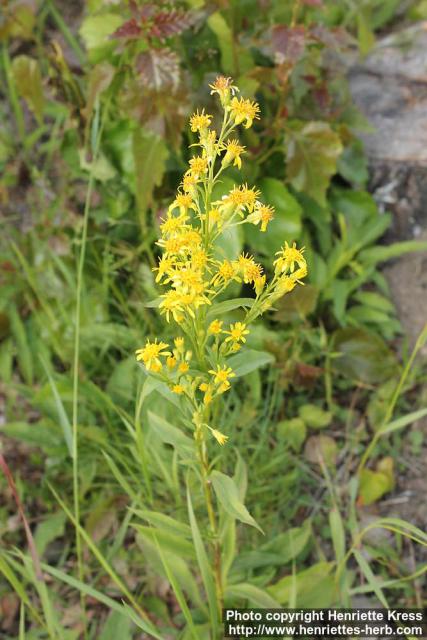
xmin=271 ymin=25 xmax=307 ymax=64
xmin=151 ymin=9 xmax=195 ymax=40
xmin=310 ymin=25 xmax=352 ymax=49
xmin=111 ymin=17 xmax=142 ymax=40
xmin=0 ymin=453 xmax=44 ymax=581
xmin=137 ymin=48 xmax=180 ymax=91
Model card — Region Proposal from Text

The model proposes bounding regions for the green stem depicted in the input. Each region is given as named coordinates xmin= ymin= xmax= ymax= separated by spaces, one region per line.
xmin=357 ymin=322 xmax=427 ymax=474
xmin=195 ymin=426 xmax=223 ymax=624
xmin=71 ymin=97 xmax=111 ymax=636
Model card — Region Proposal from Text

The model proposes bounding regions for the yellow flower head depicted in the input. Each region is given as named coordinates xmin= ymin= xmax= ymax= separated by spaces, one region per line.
xmin=166 ymin=356 xmax=177 ymax=369
xmin=237 ymin=253 xmax=263 ymax=284
xmin=211 ymin=259 xmax=240 ymax=287
xmin=172 ymin=384 xmax=184 ymax=395
xmin=159 ymin=290 xmax=184 ymax=323
xmin=221 ymin=184 xmax=261 ymax=215
xmin=188 ymin=156 xmax=208 ymax=178
xmin=182 ymin=173 xmax=198 ymax=194
xmin=222 ymin=139 xmax=246 ymax=169
xmin=209 ymin=365 xmax=236 ymax=392
xmin=254 ymin=274 xmax=266 ymax=296
xmin=210 ymin=428 xmax=229 ymax=446
xmin=160 ymin=212 xmax=188 ymax=236
xmin=292 ymin=264 xmax=308 ymax=283
xmin=191 ymin=248 xmax=208 ymax=270
xmin=174 ymin=337 xmax=185 ymax=351
xmin=207 ymin=208 xmax=222 ymax=229
xmin=274 ymin=242 xmax=306 ymax=274
xmin=190 ymin=109 xmax=212 ymax=133
xmin=276 ymin=275 xmax=297 ymax=294
xmin=247 ymin=203 xmax=275 ymax=232
xmin=179 ymin=362 xmax=189 ymax=374
xmin=209 ymin=76 xmax=239 ymax=105
xmin=135 ymin=339 xmax=171 ymax=371
xmin=169 ymin=193 xmax=194 ymax=216
xmin=199 ymin=382 xmax=209 ymax=392
xmin=225 ymin=322 xmax=249 ymax=344
xmin=153 ymin=255 xmax=175 ymax=283
xmin=229 ymin=97 xmax=260 ymax=128
xmin=203 ymin=129 xmax=218 ymax=161
xmin=208 ymin=319 xmax=223 ymax=335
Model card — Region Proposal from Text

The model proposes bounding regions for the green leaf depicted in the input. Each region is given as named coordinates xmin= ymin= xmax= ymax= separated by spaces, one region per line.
xmin=298 ymin=404 xmax=332 ymax=429
xmin=353 ymin=291 xmax=395 ymax=313
xmin=329 ymin=507 xmax=345 ymax=564
xmin=337 ymin=139 xmax=368 ymax=186
xmin=79 ymin=14 xmax=123 ymax=52
xmin=227 ymin=349 xmax=274 ymax=377
xmin=357 ymin=8 xmax=375 ymax=56
xmin=268 ymin=562 xmax=335 ymax=606
xmin=378 ymin=407 xmax=427 ymax=437
xmin=214 ymin=220 xmax=244 ymax=261
xmin=210 ymin=471 xmax=263 ymax=533
xmin=12 ymin=55 xmax=44 ymax=122
xmin=359 ymin=458 xmax=394 ymax=506
xmin=83 ymin=62 xmax=115 ymax=124
xmin=277 ymin=418 xmax=306 ymax=452
xmin=147 ymin=411 xmax=194 ymax=458
xmin=133 ymin=129 xmax=168 ymax=229
xmin=261 ymin=520 xmax=311 ymax=564
xmin=245 ymin=178 xmax=302 ymax=254
xmin=353 ymin=549 xmax=388 ymax=607
xmin=285 ymin=121 xmax=343 ymax=206
xmin=225 ymin=583 xmax=281 ymax=608
xmin=79 ymin=149 xmax=116 ymax=182
xmin=187 ymin=487 xmax=219 ymax=637
xmin=9 ymin=305 xmax=33 ymax=385
xmin=40 ymin=360 xmax=73 ymax=457
xmin=330 ymin=188 xmax=378 ymax=225
xmin=207 ymin=12 xmax=234 ymax=73
xmin=132 ymin=510 xmax=191 ymax=539
xmin=331 ymin=327 xmax=398 ymax=384
xmin=359 ymin=240 xmax=427 ymax=266
xmin=0 ymin=421 xmax=63 ymax=454
xmin=99 ymin=611 xmax=133 ymax=640
xmin=34 ymin=512 xmax=66 ymax=558
xmin=207 ymin=298 xmax=254 ymax=319
xmin=273 ymin=284 xmax=319 ymax=322
xmin=43 ymin=563 xmax=162 ymax=639
xmin=133 ymin=525 xmax=194 ymax=559
xmin=136 ymin=532 xmax=203 ymax=627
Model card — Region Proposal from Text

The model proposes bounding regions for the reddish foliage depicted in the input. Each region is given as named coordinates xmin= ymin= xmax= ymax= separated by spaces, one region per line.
xmin=137 ymin=48 xmax=180 ymax=91
xmin=112 ymin=17 xmax=142 ymax=40
xmin=271 ymin=25 xmax=307 ymax=64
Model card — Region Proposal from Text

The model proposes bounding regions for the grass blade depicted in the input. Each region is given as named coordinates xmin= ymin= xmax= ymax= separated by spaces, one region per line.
xmin=187 ymin=485 xmax=220 ymax=637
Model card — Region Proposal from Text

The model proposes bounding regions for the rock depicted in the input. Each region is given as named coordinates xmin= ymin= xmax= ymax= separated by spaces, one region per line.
xmin=348 ymin=24 xmax=427 ymax=352
xmin=383 ymin=230 xmax=427 ymax=355
xmin=349 ymin=23 xmax=427 ymax=238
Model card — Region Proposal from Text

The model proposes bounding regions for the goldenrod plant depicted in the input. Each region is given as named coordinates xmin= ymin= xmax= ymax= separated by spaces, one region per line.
xmin=135 ymin=77 xmax=307 ymax=636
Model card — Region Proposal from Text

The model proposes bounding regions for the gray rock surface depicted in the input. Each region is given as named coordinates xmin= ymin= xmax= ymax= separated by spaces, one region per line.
xmin=348 ymin=24 xmax=427 ymax=349
xmin=349 ymin=23 xmax=427 ymax=238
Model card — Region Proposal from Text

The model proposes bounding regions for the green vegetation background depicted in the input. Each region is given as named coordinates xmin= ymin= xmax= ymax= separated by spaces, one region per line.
xmin=1 ymin=0 xmax=427 ymax=638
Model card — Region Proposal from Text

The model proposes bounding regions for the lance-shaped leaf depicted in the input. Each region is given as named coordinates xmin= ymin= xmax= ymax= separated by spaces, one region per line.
xmin=210 ymin=471 xmax=263 ymax=533
xmin=12 ymin=55 xmax=44 ymax=123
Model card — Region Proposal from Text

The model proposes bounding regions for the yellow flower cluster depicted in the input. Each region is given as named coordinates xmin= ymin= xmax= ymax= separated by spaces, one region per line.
xmin=135 ymin=77 xmax=307 ymax=445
